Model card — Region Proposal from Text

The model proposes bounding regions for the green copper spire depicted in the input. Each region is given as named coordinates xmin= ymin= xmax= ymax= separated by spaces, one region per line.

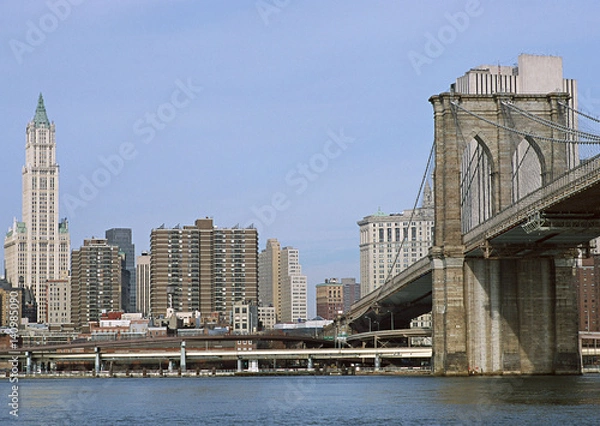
xmin=33 ymin=93 xmax=50 ymax=126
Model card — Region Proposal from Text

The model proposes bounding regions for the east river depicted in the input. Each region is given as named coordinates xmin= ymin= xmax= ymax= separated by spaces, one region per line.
xmin=3 ymin=375 xmax=599 ymax=425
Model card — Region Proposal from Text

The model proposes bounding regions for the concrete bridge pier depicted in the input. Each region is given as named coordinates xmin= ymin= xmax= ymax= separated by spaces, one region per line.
xmin=237 ymin=358 xmax=243 ymax=373
xmin=307 ymin=356 xmax=314 ymax=370
xmin=180 ymin=341 xmax=186 ymax=372
xmin=374 ymin=354 xmax=381 ymax=371
xmin=94 ymin=347 xmax=101 ymax=373
xmin=25 ymin=351 xmax=31 ymax=374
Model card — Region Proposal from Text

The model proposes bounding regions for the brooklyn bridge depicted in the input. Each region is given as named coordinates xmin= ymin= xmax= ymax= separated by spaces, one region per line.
xmin=347 ymin=69 xmax=600 ymax=375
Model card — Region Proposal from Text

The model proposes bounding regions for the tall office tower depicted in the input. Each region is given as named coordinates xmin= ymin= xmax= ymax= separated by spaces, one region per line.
xmin=4 ymin=94 xmax=71 ymax=322
xmin=341 ymin=277 xmax=360 ymax=313
xmin=258 ymin=238 xmax=281 ymax=319
xmin=358 ymin=183 xmax=434 ymax=296
xmin=316 ymin=278 xmax=344 ymax=320
xmin=118 ymin=251 xmax=131 ymax=313
xmin=149 ymin=218 xmax=258 ymax=321
xmin=279 ymin=246 xmax=307 ymax=323
xmin=71 ymin=239 xmax=121 ymax=329
xmin=105 ymin=228 xmax=135 ymax=311
xmin=136 ymin=251 xmax=150 ymax=317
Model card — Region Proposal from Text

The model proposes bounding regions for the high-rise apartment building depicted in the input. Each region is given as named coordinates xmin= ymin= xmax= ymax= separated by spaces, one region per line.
xmin=280 ymin=246 xmax=307 ymax=323
xmin=4 ymin=94 xmax=71 ymax=322
xmin=258 ymin=238 xmax=281 ymax=319
xmin=106 ymin=228 xmax=135 ymax=312
xmin=358 ymin=183 xmax=434 ymax=296
xmin=71 ymin=238 xmax=121 ymax=329
xmin=149 ymin=218 xmax=258 ymax=322
xmin=258 ymin=239 xmax=307 ymax=324
xmin=136 ymin=251 xmax=150 ymax=317
xmin=316 ymin=278 xmax=344 ymax=320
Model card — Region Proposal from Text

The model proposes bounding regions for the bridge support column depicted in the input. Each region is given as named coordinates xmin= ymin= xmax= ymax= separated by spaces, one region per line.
xmin=25 ymin=351 xmax=31 ymax=374
xmin=94 ymin=347 xmax=101 ymax=373
xmin=180 ymin=341 xmax=186 ymax=373
xmin=374 ymin=354 xmax=381 ymax=371
xmin=432 ymin=251 xmax=468 ymax=376
xmin=237 ymin=358 xmax=243 ymax=373
xmin=307 ymin=357 xmax=313 ymax=371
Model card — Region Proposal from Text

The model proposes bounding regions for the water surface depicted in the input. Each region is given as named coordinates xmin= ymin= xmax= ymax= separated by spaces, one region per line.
xmin=3 ymin=375 xmax=599 ymax=425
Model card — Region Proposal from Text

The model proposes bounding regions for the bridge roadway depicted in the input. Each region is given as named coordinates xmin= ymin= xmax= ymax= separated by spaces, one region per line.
xmin=346 ymin=153 xmax=600 ymax=331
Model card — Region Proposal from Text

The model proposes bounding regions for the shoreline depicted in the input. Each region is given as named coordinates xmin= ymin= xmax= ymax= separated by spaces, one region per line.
xmin=13 ymin=367 xmax=600 ymax=379
xmin=13 ymin=368 xmax=433 ymax=379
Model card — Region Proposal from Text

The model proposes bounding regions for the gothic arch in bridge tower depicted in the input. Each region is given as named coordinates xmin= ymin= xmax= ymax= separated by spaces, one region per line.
xmin=461 ymin=135 xmax=494 ymax=233
xmin=511 ymin=136 xmax=544 ymax=203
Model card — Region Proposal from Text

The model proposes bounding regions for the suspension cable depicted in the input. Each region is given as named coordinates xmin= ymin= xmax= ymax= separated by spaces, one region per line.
xmin=502 ymin=101 xmax=600 ymax=142
xmin=451 ymin=101 xmax=600 ymax=145
xmin=558 ymin=101 xmax=600 ymax=125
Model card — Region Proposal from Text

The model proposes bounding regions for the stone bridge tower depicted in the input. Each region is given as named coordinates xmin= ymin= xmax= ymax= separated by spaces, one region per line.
xmin=429 ymin=91 xmax=581 ymax=375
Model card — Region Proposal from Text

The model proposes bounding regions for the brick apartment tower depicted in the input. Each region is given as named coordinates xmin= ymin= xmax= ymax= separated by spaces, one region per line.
xmin=149 ymin=218 xmax=258 ymax=321
xmin=71 ymin=238 xmax=121 ymax=329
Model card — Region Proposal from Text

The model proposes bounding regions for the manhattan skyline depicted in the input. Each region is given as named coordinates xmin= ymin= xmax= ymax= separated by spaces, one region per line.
xmin=2 ymin=1 xmax=600 ymax=316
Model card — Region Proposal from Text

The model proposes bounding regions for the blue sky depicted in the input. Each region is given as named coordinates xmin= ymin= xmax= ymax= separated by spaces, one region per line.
xmin=2 ymin=0 xmax=600 ymax=316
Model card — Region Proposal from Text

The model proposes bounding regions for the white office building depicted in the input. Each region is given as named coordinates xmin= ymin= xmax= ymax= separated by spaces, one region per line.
xmin=358 ymin=183 xmax=434 ymax=296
